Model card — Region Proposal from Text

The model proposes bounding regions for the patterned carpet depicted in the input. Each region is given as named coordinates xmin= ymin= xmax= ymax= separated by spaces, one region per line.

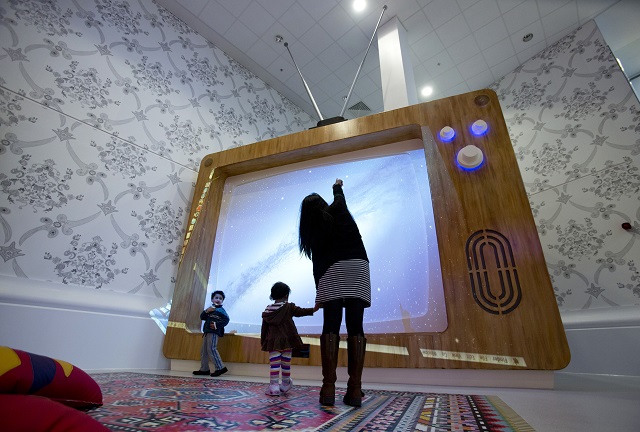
xmin=88 ymin=372 xmax=534 ymax=431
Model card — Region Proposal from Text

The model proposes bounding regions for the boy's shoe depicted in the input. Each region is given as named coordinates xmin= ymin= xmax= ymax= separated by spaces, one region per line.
xmin=193 ymin=370 xmax=210 ymax=375
xmin=279 ymin=379 xmax=293 ymax=394
xmin=211 ymin=367 xmax=228 ymax=377
xmin=265 ymin=383 xmax=280 ymax=396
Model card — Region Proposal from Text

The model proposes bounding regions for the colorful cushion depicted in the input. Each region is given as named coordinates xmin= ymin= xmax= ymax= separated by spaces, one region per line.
xmin=0 ymin=394 xmax=108 ymax=431
xmin=0 ymin=346 xmax=102 ymax=408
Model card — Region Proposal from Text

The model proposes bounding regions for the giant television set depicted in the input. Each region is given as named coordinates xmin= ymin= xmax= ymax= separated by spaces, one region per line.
xmin=164 ymin=90 xmax=570 ymax=373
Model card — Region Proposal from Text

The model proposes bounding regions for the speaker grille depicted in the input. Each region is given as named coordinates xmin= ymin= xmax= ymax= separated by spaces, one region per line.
xmin=465 ymin=229 xmax=522 ymax=315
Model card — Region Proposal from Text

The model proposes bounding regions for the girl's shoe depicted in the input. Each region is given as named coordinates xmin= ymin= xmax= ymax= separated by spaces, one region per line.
xmin=265 ymin=383 xmax=280 ymax=396
xmin=280 ymin=379 xmax=292 ymax=394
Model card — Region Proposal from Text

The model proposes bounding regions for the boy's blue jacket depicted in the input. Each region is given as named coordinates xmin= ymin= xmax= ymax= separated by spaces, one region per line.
xmin=200 ymin=305 xmax=229 ymax=337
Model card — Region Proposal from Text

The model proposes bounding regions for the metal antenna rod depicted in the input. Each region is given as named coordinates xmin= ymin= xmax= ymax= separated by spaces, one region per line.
xmin=284 ymin=42 xmax=324 ymax=121
xmin=340 ymin=5 xmax=387 ymax=118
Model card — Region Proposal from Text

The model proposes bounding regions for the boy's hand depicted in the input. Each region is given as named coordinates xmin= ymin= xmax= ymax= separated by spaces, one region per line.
xmin=314 ymin=303 xmax=322 ymax=312
xmin=205 ymin=307 xmax=215 ymax=313
xmin=209 ymin=322 xmax=217 ymax=330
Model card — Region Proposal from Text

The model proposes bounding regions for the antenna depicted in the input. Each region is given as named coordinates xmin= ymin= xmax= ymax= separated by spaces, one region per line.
xmin=285 ymin=5 xmax=388 ymax=128
xmin=340 ymin=5 xmax=387 ymax=118
xmin=284 ymin=42 xmax=324 ymax=121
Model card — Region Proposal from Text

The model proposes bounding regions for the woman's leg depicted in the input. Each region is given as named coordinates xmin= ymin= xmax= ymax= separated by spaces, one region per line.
xmin=319 ymin=299 xmax=342 ymax=405
xmin=343 ymin=298 xmax=367 ymax=407
xmin=344 ymin=298 xmax=365 ymax=337
xmin=322 ymin=299 xmax=343 ymax=335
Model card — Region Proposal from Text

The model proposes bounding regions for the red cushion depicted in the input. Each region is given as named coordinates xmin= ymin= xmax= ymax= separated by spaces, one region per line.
xmin=0 ymin=394 xmax=108 ymax=431
xmin=0 ymin=347 xmax=102 ymax=408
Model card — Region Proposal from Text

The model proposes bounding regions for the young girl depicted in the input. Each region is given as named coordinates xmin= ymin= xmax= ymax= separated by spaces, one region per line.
xmin=260 ymin=282 xmax=319 ymax=396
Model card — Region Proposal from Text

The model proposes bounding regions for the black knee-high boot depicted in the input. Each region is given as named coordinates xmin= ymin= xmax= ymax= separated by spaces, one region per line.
xmin=343 ymin=335 xmax=366 ymax=407
xmin=319 ymin=333 xmax=340 ymax=406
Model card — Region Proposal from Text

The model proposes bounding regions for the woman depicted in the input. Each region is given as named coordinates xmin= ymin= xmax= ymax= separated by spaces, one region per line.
xmin=299 ymin=178 xmax=371 ymax=407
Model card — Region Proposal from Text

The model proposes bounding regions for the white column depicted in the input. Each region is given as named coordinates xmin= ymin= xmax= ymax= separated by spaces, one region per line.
xmin=377 ymin=16 xmax=418 ymax=111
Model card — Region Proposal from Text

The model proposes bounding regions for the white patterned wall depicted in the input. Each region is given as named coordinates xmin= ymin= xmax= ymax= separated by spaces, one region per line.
xmin=0 ymin=2 xmax=637 ymax=328
xmin=0 ymin=0 xmax=315 ymax=311
xmin=490 ymin=21 xmax=640 ymax=313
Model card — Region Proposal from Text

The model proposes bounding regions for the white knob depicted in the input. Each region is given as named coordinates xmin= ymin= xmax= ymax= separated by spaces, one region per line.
xmin=439 ymin=126 xmax=455 ymax=141
xmin=457 ymin=145 xmax=484 ymax=169
xmin=471 ymin=119 xmax=488 ymax=135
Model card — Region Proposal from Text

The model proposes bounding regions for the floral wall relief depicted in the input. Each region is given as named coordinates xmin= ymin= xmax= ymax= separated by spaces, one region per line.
xmin=0 ymin=0 xmax=314 ymax=308
xmin=1 ymin=2 xmax=637 ymax=317
xmin=491 ymin=21 xmax=640 ymax=312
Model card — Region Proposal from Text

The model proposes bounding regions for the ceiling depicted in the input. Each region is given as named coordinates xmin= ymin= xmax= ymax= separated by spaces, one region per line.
xmin=157 ymin=0 xmax=623 ymax=121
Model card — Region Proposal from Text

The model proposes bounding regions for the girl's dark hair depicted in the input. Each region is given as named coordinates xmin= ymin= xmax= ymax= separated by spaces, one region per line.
xmin=270 ymin=282 xmax=291 ymax=300
xmin=211 ymin=290 xmax=225 ymax=300
xmin=298 ymin=193 xmax=332 ymax=259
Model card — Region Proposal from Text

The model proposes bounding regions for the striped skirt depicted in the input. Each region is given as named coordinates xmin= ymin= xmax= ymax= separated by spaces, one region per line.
xmin=316 ymin=259 xmax=371 ymax=307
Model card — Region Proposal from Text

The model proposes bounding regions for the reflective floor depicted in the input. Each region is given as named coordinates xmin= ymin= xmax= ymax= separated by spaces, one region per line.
xmin=115 ymin=370 xmax=640 ymax=432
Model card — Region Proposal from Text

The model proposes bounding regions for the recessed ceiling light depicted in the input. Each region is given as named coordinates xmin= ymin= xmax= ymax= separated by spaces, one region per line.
xmin=421 ymin=86 xmax=433 ymax=97
xmin=353 ymin=0 xmax=366 ymax=13
xmin=522 ymin=33 xmax=533 ymax=42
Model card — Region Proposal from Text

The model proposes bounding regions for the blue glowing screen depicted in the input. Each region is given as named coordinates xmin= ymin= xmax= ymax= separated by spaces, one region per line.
xmin=207 ymin=140 xmax=447 ymax=335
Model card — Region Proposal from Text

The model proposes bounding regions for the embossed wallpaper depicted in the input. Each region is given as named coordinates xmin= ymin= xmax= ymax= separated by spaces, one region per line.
xmin=490 ymin=21 xmax=639 ymax=312
xmin=0 ymin=0 xmax=314 ymax=309
xmin=0 ymin=2 xmax=637 ymax=320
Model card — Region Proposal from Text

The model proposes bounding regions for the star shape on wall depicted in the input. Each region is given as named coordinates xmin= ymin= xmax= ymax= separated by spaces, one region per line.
xmin=0 ymin=241 xmax=25 ymax=262
xmin=586 ymin=283 xmax=604 ymax=298
xmin=167 ymin=172 xmax=180 ymax=185
xmin=98 ymin=200 xmax=118 ymax=215
xmin=4 ymin=47 xmax=27 ymax=61
xmin=141 ymin=269 xmax=160 ymax=285
xmin=95 ymin=44 xmax=112 ymax=56
xmin=53 ymin=127 xmax=75 ymax=142
xmin=557 ymin=192 xmax=572 ymax=204
xmin=132 ymin=110 xmax=148 ymax=121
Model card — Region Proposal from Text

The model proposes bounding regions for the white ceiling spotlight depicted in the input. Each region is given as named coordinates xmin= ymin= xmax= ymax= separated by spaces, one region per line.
xmin=421 ymin=86 xmax=434 ymax=98
xmin=353 ymin=0 xmax=366 ymax=13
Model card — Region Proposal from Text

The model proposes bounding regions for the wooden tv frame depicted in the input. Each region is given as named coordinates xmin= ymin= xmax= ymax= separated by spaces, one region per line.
xmin=163 ymin=89 xmax=570 ymax=371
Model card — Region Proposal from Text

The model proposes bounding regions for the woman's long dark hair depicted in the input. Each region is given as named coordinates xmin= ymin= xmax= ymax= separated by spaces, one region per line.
xmin=298 ymin=193 xmax=333 ymax=259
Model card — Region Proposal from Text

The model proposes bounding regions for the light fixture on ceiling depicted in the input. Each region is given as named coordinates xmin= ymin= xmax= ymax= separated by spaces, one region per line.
xmin=522 ymin=33 xmax=533 ymax=42
xmin=353 ymin=0 xmax=366 ymax=12
xmin=421 ymin=86 xmax=433 ymax=97
xmin=274 ymin=35 xmax=284 ymax=43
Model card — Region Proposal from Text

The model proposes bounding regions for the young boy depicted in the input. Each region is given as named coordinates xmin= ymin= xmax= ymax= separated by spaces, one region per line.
xmin=193 ymin=290 xmax=230 ymax=377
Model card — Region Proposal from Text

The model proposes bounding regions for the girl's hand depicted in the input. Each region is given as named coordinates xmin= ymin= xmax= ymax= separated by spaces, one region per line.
xmin=314 ymin=303 xmax=322 ymax=312
xmin=334 ymin=179 xmax=343 ymax=187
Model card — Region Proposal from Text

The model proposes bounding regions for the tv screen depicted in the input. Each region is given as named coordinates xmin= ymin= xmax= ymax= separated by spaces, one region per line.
xmin=206 ymin=139 xmax=447 ymax=335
